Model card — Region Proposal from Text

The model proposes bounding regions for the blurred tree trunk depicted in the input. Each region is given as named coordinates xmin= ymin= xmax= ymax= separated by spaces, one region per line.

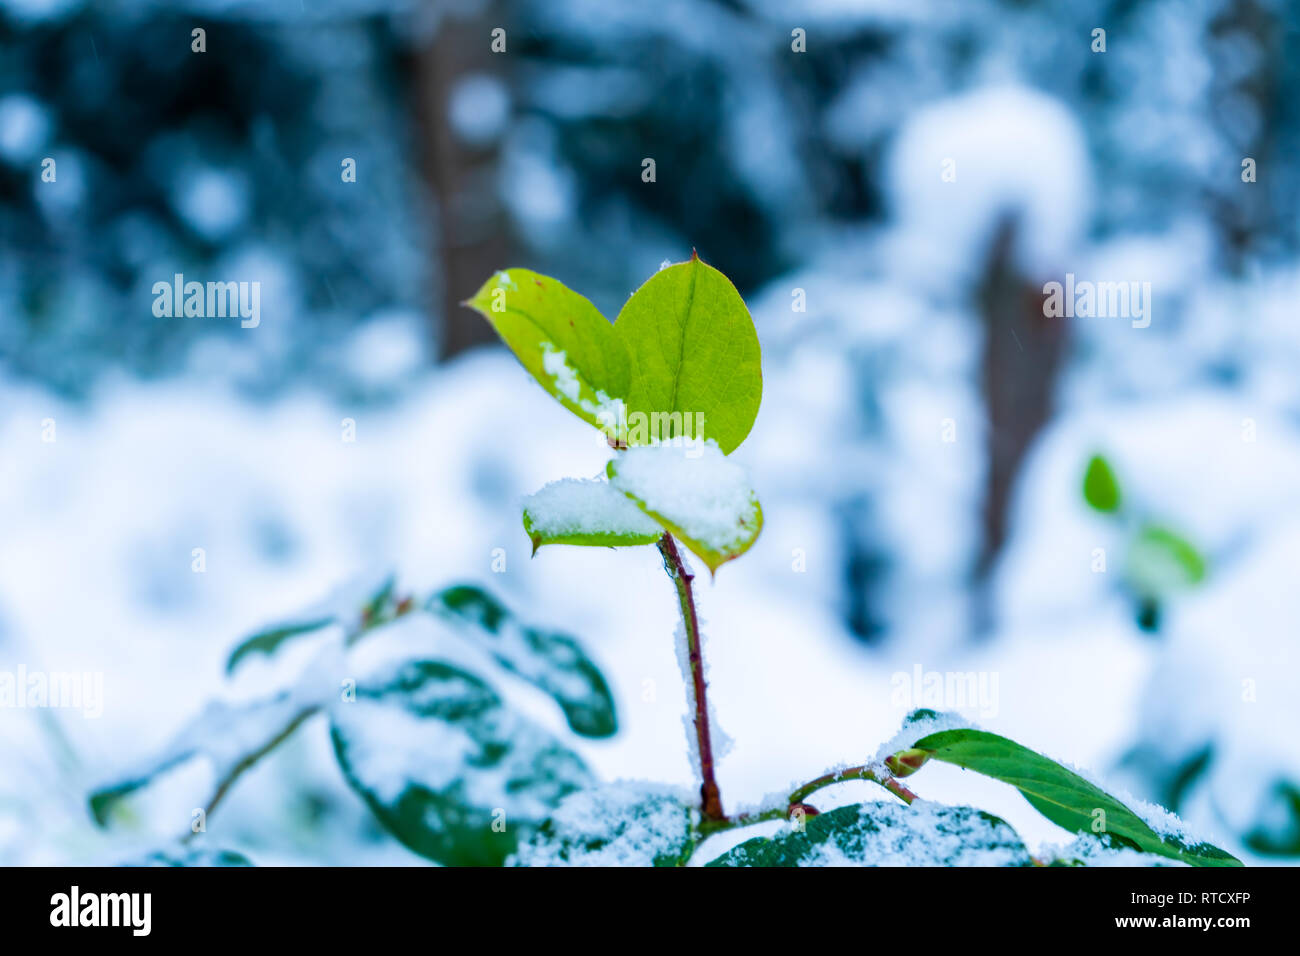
xmin=975 ymin=218 xmax=1067 ymax=627
xmin=411 ymin=4 xmax=513 ymax=361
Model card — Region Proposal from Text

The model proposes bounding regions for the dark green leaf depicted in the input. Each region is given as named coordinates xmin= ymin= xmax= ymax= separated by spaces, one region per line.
xmin=511 ymin=784 xmax=694 ymax=867
xmin=330 ymin=659 xmax=592 ymax=866
xmin=225 ymin=618 xmax=335 ymax=675
xmin=707 ymin=802 xmax=1032 ymax=867
xmin=1244 ymin=780 xmax=1300 ymax=857
xmin=429 ymin=585 xmax=618 ymax=738
xmin=124 ymin=846 xmax=254 ymax=867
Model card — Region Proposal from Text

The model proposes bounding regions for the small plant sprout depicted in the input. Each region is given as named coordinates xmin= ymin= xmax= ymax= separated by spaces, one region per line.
xmin=87 ymin=261 xmax=1240 ymax=866
xmin=1083 ymin=453 xmax=1208 ymax=633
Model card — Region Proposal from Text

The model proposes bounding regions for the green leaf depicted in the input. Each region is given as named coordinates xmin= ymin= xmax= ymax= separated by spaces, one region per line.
xmin=124 ymin=846 xmax=255 ymax=867
xmin=707 ymin=802 xmax=1032 ymax=867
xmin=1127 ymin=523 xmax=1207 ymax=595
xmin=225 ymin=618 xmax=335 ymax=675
xmin=465 ymin=269 xmax=631 ymax=435
xmin=225 ymin=572 xmax=400 ymax=673
xmin=511 ymin=784 xmax=694 ymax=867
xmin=330 ymin=659 xmax=592 ymax=866
xmin=1083 ymin=454 xmax=1122 ymax=513
xmin=615 ymin=256 xmax=762 ymax=455
xmin=429 ymin=585 xmax=619 ymax=738
xmin=1244 ymin=780 xmax=1300 ymax=857
xmin=902 ymin=728 xmax=1240 ymax=866
xmin=521 ymin=478 xmax=663 ymax=553
xmin=607 ymin=442 xmax=762 ymax=574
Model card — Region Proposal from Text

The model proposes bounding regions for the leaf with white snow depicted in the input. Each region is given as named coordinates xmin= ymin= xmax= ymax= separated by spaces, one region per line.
xmin=607 ymin=441 xmax=761 ymax=573
xmin=330 ymin=658 xmax=592 ymax=867
xmin=521 ymin=478 xmax=662 ymax=552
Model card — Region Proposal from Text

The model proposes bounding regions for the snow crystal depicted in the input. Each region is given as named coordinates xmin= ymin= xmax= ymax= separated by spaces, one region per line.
xmin=540 ymin=343 xmax=583 ymax=404
xmin=609 ymin=441 xmax=758 ymax=552
xmin=522 ymin=478 xmax=661 ymax=539
xmin=538 ymin=342 xmax=625 ymax=430
xmin=509 ymin=782 xmax=693 ymax=867
xmin=672 ymin=620 xmax=701 ymax=785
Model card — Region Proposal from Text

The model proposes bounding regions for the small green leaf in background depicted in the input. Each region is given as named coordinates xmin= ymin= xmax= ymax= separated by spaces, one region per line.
xmin=902 ymin=728 xmax=1240 ymax=866
xmin=1127 ymin=523 xmax=1207 ymax=595
xmin=225 ymin=572 xmax=399 ymax=673
xmin=521 ymin=478 xmax=663 ymax=553
xmin=429 ymin=585 xmax=618 ymax=738
xmin=331 ymin=659 xmax=592 ymax=867
xmin=1244 ymin=780 xmax=1300 ymax=857
xmin=607 ymin=442 xmax=762 ymax=574
xmin=1083 ymin=454 xmax=1122 ymax=513
xmin=465 ymin=269 xmax=631 ymax=436
xmin=226 ymin=618 xmax=335 ymax=675
xmin=615 ymin=256 xmax=762 ymax=455
xmin=124 ymin=846 xmax=254 ymax=867
xmin=707 ymin=802 xmax=1031 ymax=867
xmin=510 ymin=783 xmax=694 ymax=867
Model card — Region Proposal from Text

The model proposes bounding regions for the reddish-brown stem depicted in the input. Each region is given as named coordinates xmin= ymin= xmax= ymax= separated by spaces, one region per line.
xmin=787 ymin=764 xmax=918 ymax=807
xmin=656 ymin=533 xmax=725 ymax=822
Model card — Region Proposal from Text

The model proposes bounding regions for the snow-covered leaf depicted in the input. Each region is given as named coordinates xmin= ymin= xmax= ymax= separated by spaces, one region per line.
xmin=123 ymin=846 xmax=254 ymax=867
xmin=615 ymin=256 xmax=762 ymax=455
xmin=89 ymin=693 xmax=321 ymax=826
xmin=330 ymin=659 xmax=592 ymax=867
xmin=1082 ymin=453 xmax=1122 ymax=513
xmin=607 ymin=441 xmax=762 ymax=573
xmin=429 ymin=585 xmax=618 ymax=738
xmin=465 ymin=268 xmax=630 ymax=435
xmin=521 ymin=478 xmax=662 ymax=552
xmin=897 ymin=727 xmax=1240 ymax=867
xmin=510 ymin=783 xmax=695 ymax=867
xmin=707 ymin=802 xmax=1031 ymax=867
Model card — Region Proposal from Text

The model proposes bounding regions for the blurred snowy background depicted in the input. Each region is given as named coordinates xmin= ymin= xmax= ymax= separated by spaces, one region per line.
xmin=3 ymin=0 xmax=1299 ymax=865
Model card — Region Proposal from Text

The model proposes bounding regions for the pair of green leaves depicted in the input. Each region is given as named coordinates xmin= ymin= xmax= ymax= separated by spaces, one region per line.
xmin=466 ymin=256 xmax=762 ymax=455
xmin=1083 ymin=454 xmax=1206 ymax=596
xmin=468 ymin=258 xmax=764 ymax=573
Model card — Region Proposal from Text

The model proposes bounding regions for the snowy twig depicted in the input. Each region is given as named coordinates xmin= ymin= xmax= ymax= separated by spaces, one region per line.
xmin=656 ymin=533 xmax=725 ymax=821
xmin=787 ymin=765 xmax=918 ymax=808
xmin=180 ymin=703 xmax=321 ymax=845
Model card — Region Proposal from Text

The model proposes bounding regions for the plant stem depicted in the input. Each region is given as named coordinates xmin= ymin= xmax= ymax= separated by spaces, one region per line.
xmin=657 ymin=533 xmax=725 ymax=822
xmin=181 ymin=703 xmax=320 ymax=844
xmin=787 ymin=765 xmax=918 ymax=807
